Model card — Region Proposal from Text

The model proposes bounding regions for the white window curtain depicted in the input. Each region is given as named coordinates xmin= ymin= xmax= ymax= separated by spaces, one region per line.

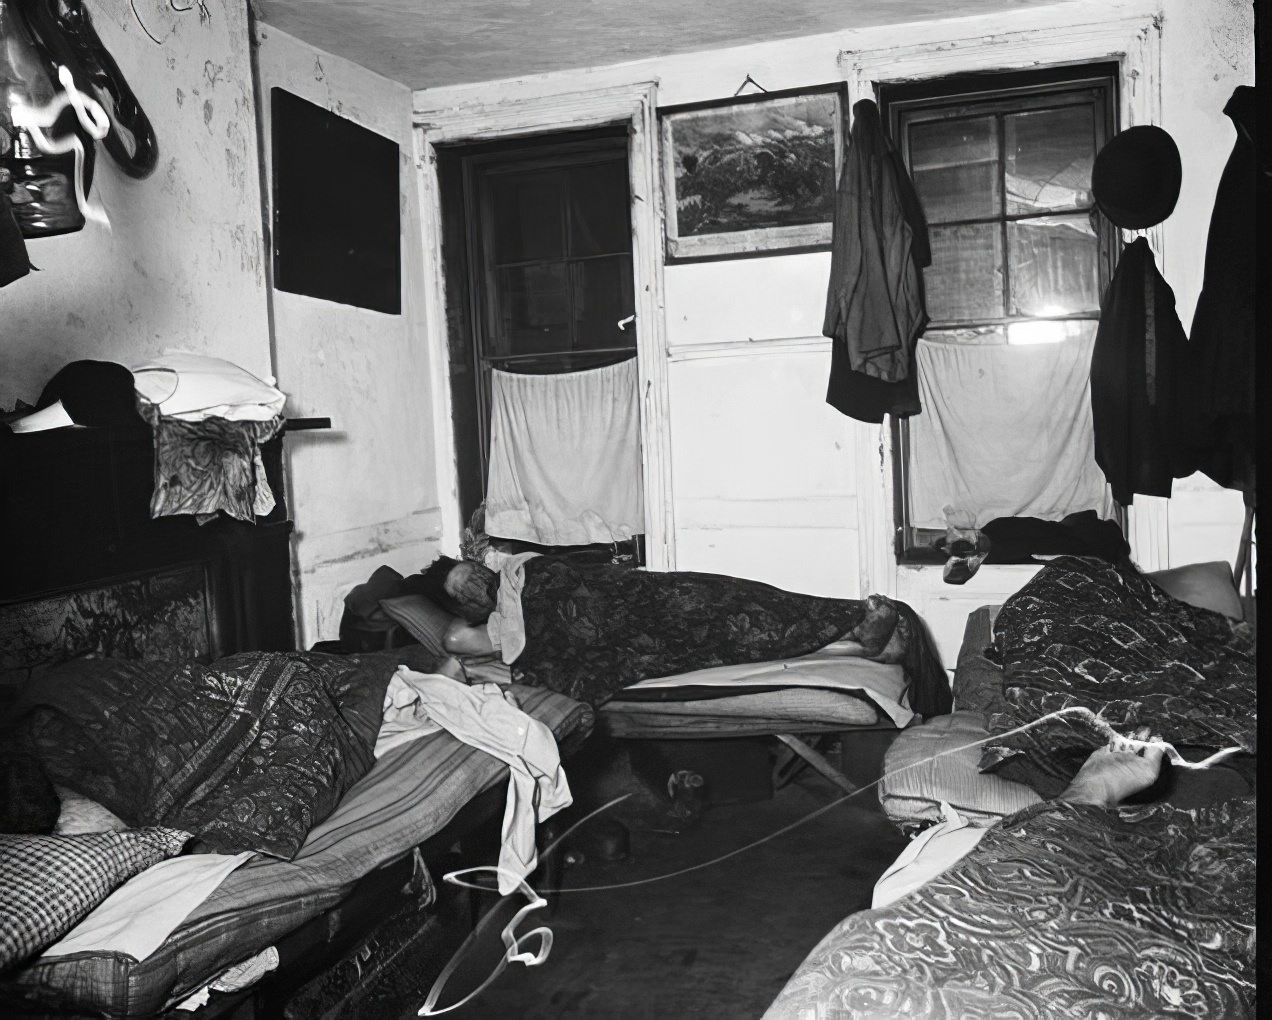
xmin=485 ymin=358 xmax=644 ymax=546
xmin=908 ymin=333 xmax=1111 ymax=530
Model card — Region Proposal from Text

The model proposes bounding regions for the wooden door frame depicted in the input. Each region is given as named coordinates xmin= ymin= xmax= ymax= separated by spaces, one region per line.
xmin=413 ymin=81 xmax=677 ymax=569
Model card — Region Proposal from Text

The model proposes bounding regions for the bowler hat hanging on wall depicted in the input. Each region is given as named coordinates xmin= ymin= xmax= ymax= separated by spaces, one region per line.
xmin=1090 ymin=125 xmax=1182 ymax=230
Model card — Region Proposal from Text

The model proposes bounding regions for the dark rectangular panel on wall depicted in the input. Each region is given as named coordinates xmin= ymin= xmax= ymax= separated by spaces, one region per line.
xmin=271 ymin=88 xmax=402 ymax=314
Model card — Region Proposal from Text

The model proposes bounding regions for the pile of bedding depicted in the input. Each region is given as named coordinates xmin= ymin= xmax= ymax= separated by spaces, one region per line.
xmin=981 ymin=555 xmax=1256 ymax=797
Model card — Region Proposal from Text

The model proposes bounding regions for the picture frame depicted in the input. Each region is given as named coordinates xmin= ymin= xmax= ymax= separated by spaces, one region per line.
xmin=660 ymin=83 xmax=846 ymax=263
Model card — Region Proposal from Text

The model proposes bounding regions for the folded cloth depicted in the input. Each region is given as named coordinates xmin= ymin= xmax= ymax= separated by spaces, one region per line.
xmin=40 ymin=851 xmax=254 ymax=963
xmin=131 ymin=352 xmax=286 ymax=423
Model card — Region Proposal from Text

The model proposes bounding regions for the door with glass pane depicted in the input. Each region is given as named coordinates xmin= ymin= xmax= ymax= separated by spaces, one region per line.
xmin=462 ymin=136 xmax=637 ymax=498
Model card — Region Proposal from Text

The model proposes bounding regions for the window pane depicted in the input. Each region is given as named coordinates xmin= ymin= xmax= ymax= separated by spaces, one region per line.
xmin=495 ymin=263 xmax=570 ymax=356
xmin=908 ymin=115 xmax=999 ymax=221
xmin=1008 ymin=214 xmax=1100 ymax=316
xmin=926 ymin=223 xmax=1003 ymax=321
xmin=1005 ymin=106 xmax=1096 ymax=215
xmin=569 ymin=160 xmax=630 ymax=257
xmin=489 ymin=171 xmax=564 ymax=262
xmin=572 ymin=255 xmax=636 ymax=348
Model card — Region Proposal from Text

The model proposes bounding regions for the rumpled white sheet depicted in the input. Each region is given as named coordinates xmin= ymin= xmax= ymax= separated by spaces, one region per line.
xmin=908 ymin=335 xmax=1110 ymax=529
xmin=871 ymin=802 xmax=990 ymax=908
xmin=39 ymin=851 xmax=254 ymax=963
xmin=378 ymin=669 xmax=572 ymax=895
xmin=485 ymin=358 xmax=644 ymax=546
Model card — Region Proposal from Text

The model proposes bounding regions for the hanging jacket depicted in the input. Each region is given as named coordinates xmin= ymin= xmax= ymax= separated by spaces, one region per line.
xmin=824 ymin=98 xmax=931 ymax=415
xmin=1090 ymin=238 xmax=1190 ymax=505
xmin=1180 ymin=86 xmax=1257 ymax=499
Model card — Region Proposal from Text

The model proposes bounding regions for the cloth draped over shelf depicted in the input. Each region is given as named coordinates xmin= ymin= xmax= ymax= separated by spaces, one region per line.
xmin=485 ymin=357 xmax=644 ymax=547
xmin=1089 ymin=237 xmax=1190 ymax=506
xmin=823 ymin=98 xmax=931 ymax=423
xmin=909 ymin=335 xmax=1109 ymax=530
xmin=1179 ymin=86 xmax=1257 ymax=503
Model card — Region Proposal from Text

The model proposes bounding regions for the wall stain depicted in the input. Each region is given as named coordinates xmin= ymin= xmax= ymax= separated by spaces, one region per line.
xmin=204 ymin=60 xmax=226 ymax=88
xmin=176 ymin=87 xmax=185 ymax=107
xmin=65 ymin=312 xmax=86 ymax=330
xmin=203 ymin=100 xmax=214 ymax=128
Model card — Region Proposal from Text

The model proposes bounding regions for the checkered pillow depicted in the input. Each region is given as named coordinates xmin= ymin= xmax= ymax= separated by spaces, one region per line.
xmin=0 ymin=827 xmax=190 ymax=971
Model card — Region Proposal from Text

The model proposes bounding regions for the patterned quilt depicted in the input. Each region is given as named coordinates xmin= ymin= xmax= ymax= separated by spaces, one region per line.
xmin=9 ymin=651 xmax=397 ymax=859
xmin=510 ymin=557 xmax=951 ymax=717
xmin=764 ymin=796 xmax=1256 ymax=1019
xmin=980 ymin=556 xmax=1256 ymax=797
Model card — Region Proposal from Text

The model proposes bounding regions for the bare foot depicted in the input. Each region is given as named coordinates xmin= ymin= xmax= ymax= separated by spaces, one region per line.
xmin=1057 ymin=727 xmax=1165 ymax=809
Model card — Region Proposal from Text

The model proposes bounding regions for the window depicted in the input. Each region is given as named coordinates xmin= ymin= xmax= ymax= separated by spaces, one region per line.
xmin=880 ymin=64 xmax=1120 ymax=561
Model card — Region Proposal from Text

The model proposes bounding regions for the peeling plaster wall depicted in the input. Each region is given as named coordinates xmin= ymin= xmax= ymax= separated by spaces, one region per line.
xmin=413 ymin=0 xmax=1253 ymax=660
xmin=253 ymin=27 xmax=439 ymax=646
xmin=1 ymin=1 xmax=270 ymax=406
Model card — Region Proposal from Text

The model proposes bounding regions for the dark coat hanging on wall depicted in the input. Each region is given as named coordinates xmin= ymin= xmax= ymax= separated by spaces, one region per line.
xmin=1090 ymin=237 xmax=1191 ymax=506
xmin=824 ymin=99 xmax=931 ymax=423
xmin=1179 ymin=86 xmax=1257 ymax=502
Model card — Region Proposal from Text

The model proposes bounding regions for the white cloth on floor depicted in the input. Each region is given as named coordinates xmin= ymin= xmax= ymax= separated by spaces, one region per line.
xmin=871 ymin=803 xmax=990 ymax=908
xmin=485 ymin=358 xmax=644 ymax=546
xmin=40 ymin=851 xmax=254 ymax=962
xmin=382 ymin=668 xmax=572 ymax=895
xmin=908 ymin=334 xmax=1111 ymax=529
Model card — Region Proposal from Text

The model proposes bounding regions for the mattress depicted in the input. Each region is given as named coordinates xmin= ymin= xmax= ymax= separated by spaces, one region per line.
xmin=5 ymin=685 xmax=593 ymax=1018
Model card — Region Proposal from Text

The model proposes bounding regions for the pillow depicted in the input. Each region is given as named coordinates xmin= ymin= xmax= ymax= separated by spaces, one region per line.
xmin=379 ymin=594 xmax=460 ymax=658
xmin=53 ymin=786 xmax=128 ymax=836
xmin=879 ymin=710 xmax=1042 ymax=829
xmin=1146 ymin=561 xmax=1243 ymax=620
xmin=131 ymin=351 xmax=285 ymax=422
xmin=0 ymin=827 xmax=189 ymax=970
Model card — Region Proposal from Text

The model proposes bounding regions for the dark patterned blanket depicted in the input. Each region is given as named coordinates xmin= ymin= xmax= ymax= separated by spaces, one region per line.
xmin=509 ymin=557 xmax=951 ymax=716
xmin=980 ymin=556 xmax=1256 ymax=797
xmin=764 ymin=796 xmax=1256 ymax=1019
xmin=8 ymin=651 xmax=396 ymax=859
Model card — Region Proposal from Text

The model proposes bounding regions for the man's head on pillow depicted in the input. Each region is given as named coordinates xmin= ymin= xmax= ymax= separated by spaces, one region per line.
xmin=417 ymin=555 xmax=500 ymax=623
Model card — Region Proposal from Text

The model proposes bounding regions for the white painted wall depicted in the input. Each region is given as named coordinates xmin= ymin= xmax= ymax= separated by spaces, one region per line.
xmin=1 ymin=1 xmax=270 ymax=405
xmin=414 ymin=0 xmax=1254 ymax=666
xmin=253 ymin=26 xmax=442 ymax=646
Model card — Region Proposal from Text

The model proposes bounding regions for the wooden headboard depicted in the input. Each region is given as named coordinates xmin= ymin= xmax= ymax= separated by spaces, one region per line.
xmin=0 ymin=421 xmax=295 ymax=704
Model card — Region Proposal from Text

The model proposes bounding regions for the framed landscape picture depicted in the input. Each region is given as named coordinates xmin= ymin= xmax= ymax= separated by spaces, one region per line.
xmin=660 ymin=84 xmax=845 ymax=262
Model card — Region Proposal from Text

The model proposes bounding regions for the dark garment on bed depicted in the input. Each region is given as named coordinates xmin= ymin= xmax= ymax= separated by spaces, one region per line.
xmin=509 ymin=557 xmax=951 ymax=717
xmin=1179 ymin=86 xmax=1257 ymax=498
xmin=1090 ymin=237 xmax=1191 ymax=505
xmin=981 ymin=556 xmax=1255 ymax=797
xmin=10 ymin=651 xmax=393 ymax=859
xmin=981 ymin=509 xmax=1131 ymax=566
xmin=824 ymin=99 xmax=931 ymax=420
xmin=765 ymin=796 xmax=1256 ymax=1019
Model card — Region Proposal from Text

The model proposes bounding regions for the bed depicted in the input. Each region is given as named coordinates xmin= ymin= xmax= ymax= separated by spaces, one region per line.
xmin=762 ymin=555 xmax=1257 ymax=1019
xmin=0 ymin=644 xmax=593 ymax=1018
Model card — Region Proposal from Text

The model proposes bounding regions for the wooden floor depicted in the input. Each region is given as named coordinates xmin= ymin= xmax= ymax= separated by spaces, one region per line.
xmin=420 ymin=739 xmax=909 ymax=1020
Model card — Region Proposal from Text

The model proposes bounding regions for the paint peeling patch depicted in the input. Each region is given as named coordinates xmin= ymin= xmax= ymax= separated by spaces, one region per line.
xmin=203 ymin=100 xmax=214 ymax=128
xmin=204 ymin=60 xmax=226 ymax=88
xmin=314 ymin=56 xmax=325 ymax=82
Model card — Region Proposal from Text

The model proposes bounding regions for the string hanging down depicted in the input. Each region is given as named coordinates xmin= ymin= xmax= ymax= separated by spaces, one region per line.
xmin=734 ymin=74 xmax=769 ymax=96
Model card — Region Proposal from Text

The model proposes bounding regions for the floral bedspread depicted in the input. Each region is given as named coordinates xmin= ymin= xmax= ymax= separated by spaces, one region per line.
xmin=764 ymin=796 xmax=1256 ymax=1019
xmin=509 ymin=557 xmax=951 ymax=716
xmin=981 ymin=556 xmax=1256 ymax=796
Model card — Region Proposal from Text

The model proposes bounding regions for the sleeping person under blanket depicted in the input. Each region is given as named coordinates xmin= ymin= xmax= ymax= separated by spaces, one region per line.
xmin=413 ymin=553 xmax=950 ymax=714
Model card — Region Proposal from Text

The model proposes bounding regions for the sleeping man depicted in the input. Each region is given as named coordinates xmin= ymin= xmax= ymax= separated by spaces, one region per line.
xmin=412 ymin=553 xmax=950 ymax=713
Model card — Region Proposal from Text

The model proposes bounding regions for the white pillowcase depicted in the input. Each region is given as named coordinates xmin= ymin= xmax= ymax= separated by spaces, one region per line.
xmin=132 ymin=351 xmax=285 ymax=422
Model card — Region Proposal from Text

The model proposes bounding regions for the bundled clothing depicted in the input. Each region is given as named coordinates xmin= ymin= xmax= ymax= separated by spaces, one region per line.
xmin=824 ymin=99 xmax=931 ymax=423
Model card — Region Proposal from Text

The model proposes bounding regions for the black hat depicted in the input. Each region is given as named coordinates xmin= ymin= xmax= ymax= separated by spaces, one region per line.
xmin=14 ymin=360 xmax=138 ymax=431
xmin=1090 ymin=125 xmax=1182 ymax=230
